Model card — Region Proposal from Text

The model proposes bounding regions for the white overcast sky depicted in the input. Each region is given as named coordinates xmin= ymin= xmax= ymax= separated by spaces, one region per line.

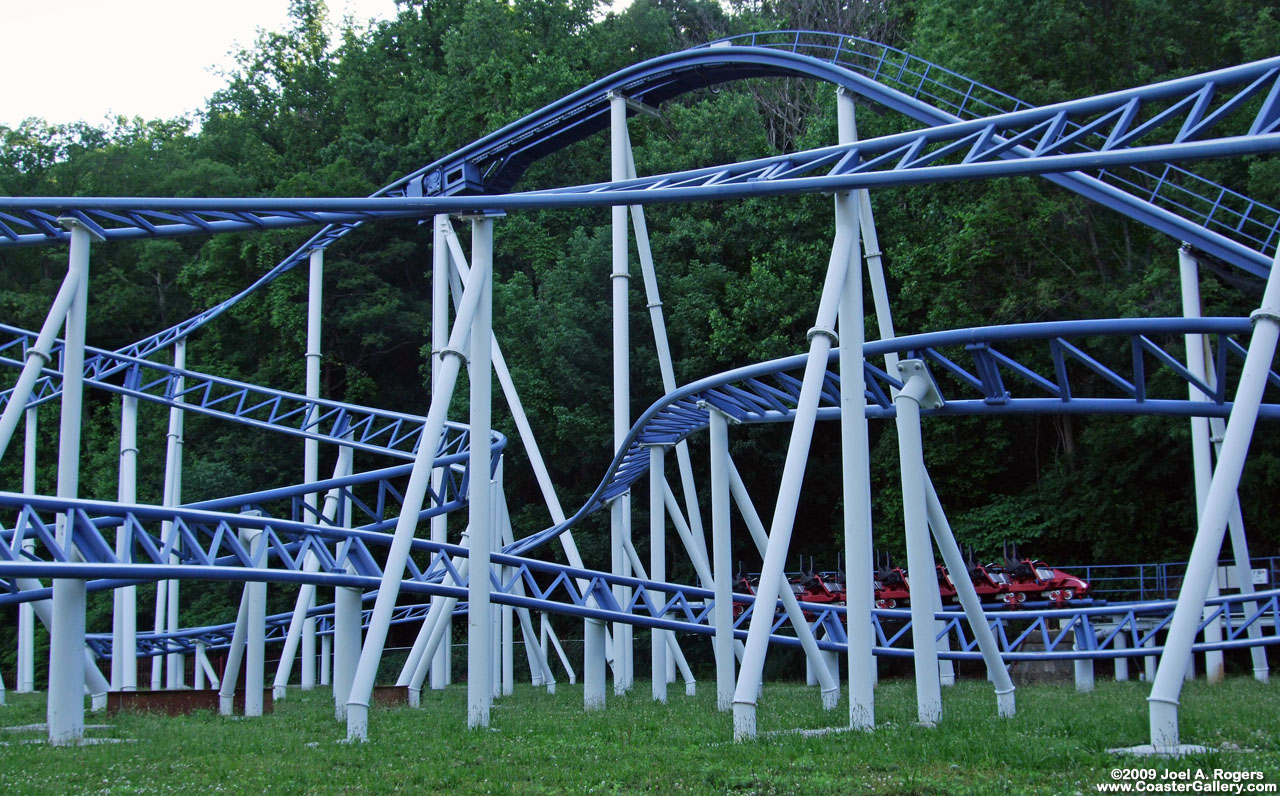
xmin=1 ymin=0 xmax=401 ymax=129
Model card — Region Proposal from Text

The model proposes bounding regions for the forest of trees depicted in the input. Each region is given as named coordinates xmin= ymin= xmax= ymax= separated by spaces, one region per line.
xmin=2 ymin=0 xmax=1279 ymax=658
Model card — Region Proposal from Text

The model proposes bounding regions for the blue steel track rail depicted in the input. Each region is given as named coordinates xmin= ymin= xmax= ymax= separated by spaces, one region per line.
xmin=5 ymin=491 xmax=1276 ymax=666
xmin=0 ymin=31 xmax=1276 ymax=393
xmin=507 ymin=316 xmax=1280 ymax=556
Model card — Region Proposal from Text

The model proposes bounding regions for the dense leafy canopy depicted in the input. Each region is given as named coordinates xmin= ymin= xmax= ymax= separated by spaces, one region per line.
xmin=3 ymin=0 xmax=1279 ymax=662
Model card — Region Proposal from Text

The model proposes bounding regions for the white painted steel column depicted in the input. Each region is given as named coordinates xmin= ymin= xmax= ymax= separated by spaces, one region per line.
xmin=650 ymin=445 xmax=667 ymax=704
xmin=194 ymin=644 xmax=204 ymax=690
xmin=344 ymin=213 xmax=491 ymax=741
xmin=1178 ymin=247 xmax=1225 ymax=684
xmin=219 ymin=589 xmax=250 ymax=715
xmin=836 ymin=86 xmax=874 ymax=728
xmin=731 ymin=194 xmax=854 ymax=741
xmin=302 ymin=248 xmax=325 ymax=686
xmin=112 ymin=392 xmax=139 ymax=692
xmin=708 ymin=409 xmax=736 ymax=711
xmin=48 ymin=218 xmax=95 ymax=746
xmin=272 ymin=551 xmax=320 ymax=699
xmin=467 ymin=216 xmax=495 ymax=729
xmin=623 ymin=130 xmax=712 ymax=585
xmin=1148 ymin=245 xmax=1280 ymax=750
xmin=320 ymin=633 xmax=332 ymax=686
xmin=894 ymin=363 xmax=944 ymax=728
xmin=609 ymin=91 xmax=634 ymax=694
xmin=584 ymin=616 xmax=607 ymax=710
xmin=156 ymin=340 xmax=187 ymax=690
xmin=1073 ymin=622 xmax=1095 ymax=693
xmin=301 ymin=598 xmax=317 ymax=690
xmin=1180 ymin=247 xmax=1268 ymax=682
xmin=726 ymin=459 xmax=837 ymax=708
xmin=333 ymin=578 xmax=362 ymax=721
xmin=242 ymin=527 xmax=267 ymax=716
xmin=18 ymin=408 xmax=38 ymax=693
xmin=922 ymin=475 xmax=1016 ymax=717
xmin=1115 ymin=634 xmax=1130 ymax=682
xmin=430 ymin=215 xmax=452 ymax=691
xmin=403 ymin=538 xmax=471 ymax=695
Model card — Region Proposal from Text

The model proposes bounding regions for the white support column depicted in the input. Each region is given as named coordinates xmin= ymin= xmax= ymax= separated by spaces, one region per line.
xmin=272 ymin=551 xmax=320 ymax=700
xmin=622 ymin=130 xmax=713 ymax=587
xmin=404 ymin=539 xmax=470 ymax=696
xmin=344 ymin=211 xmax=493 ymax=742
xmin=837 ymin=86 xmax=874 ymax=729
xmin=584 ymin=616 xmax=606 ymax=710
xmin=1115 ymin=634 xmax=1130 ymax=682
xmin=18 ymin=408 xmax=38 ymax=693
xmin=244 ymin=528 xmax=266 ymax=717
xmin=726 ymin=459 xmax=836 ymax=708
xmin=332 ymin=579 xmax=362 ymax=721
xmin=320 ymin=632 xmax=332 ymax=686
xmin=650 ymin=445 xmax=667 ymax=704
xmin=430 ymin=217 xmax=452 ymax=692
xmin=1148 ymin=245 xmax=1280 ymax=750
xmin=708 ymin=409 xmax=736 ymax=711
xmin=467 ymin=216 xmax=495 ymax=729
xmin=48 ymin=218 xmax=96 ymax=746
xmin=301 ymin=597 xmax=317 ymax=691
xmin=609 ymin=91 xmax=633 ymax=695
xmin=160 ymin=340 xmax=187 ymax=690
xmin=193 ymin=641 xmax=207 ymax=690
xmin=1181 ymin=248 xmax=1269 ymax=683
xmin=219 ymin=591 xmax=250 ymax=716
xmin=922 ymin=475 xmax=1016 ymax=718
xmin=1177 ymin=247 xmax=1225 ymax=684
xmin=894 ymin=362 xmax=945 ymax=728
xmin=1073 ymin=622 xmax=1095 ymax=693
xmin=113 ymin=392 xmax=139 ymax=692
xmin=731 ymin=192 xmax=855 ymax=741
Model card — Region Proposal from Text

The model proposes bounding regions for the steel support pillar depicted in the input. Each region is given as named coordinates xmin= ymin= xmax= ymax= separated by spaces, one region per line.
xmin=333 ymin=579 xmax=361 ymax=721
xmin=584 ymin=618 xmax=606 ymax=711
xmin=708 ymin=409 xmax=736 ymax=711
xmin=344 ymin=211 xmax=493 ymax=742
xmin=1148 ymin=244 xmax=1280 ymax=750
xmin=1179 ymin=247 xmax=1269 ymax=683
xmin=431 ymin=220 xmax=453 ymax=691
xmin=244 ymin=528 xmax=267 ymax=717
xmin=153 ymin=340 xmax=187 ymax=690
xmin=467 ymin=216 xmax=495 ymax=729
xmin=731 ymin=191 xmax=855 ymax=741
xmin=837 ymin=86 xmax=875 ymax=729
xmin=650 ymin=445 xmax=668 ymax=703
xmin=725 ymin=458 xmax=837 ymax=708
xmin=894 ymin=362 xmax=944 ymax=727
xmin=48 ymin=218 xmax=97 ymax=746
xmin=18 ymin=408 xmax=38 ymax=693
xmin=112 ymin=392 xmax=139 ymax=692
xmin=922 ymin=475 xmax=1016 ymax=717
xmin=609 ymin=91 xmax=633 ymax=695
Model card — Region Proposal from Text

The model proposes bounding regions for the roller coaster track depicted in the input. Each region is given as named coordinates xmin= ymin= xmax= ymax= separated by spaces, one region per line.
xmin=3 ymin=318 xmax=1279 ymax=662
xmin=3 ymin=31 xmax=1280 ymax=718
xmin=1 ymin=30 xmax=1278 ymax=392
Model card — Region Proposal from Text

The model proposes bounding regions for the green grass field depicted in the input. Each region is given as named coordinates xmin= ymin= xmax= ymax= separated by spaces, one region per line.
xmin=1 ymin=676 xmax=1277 ymax=795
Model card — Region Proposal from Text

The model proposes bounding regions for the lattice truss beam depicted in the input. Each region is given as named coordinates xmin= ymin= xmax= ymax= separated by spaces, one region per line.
xmin=5 ymin=492 xmax=1275 ymax=666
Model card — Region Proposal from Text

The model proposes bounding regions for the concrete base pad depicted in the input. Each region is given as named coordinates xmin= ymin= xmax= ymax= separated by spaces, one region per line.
xmin=1108 ymin=744 xmax=1210 ymax=757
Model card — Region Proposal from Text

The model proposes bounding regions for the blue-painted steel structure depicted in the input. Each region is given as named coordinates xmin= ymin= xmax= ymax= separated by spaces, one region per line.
xmin=2 ymin=30 xmax=1278 ymax=745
